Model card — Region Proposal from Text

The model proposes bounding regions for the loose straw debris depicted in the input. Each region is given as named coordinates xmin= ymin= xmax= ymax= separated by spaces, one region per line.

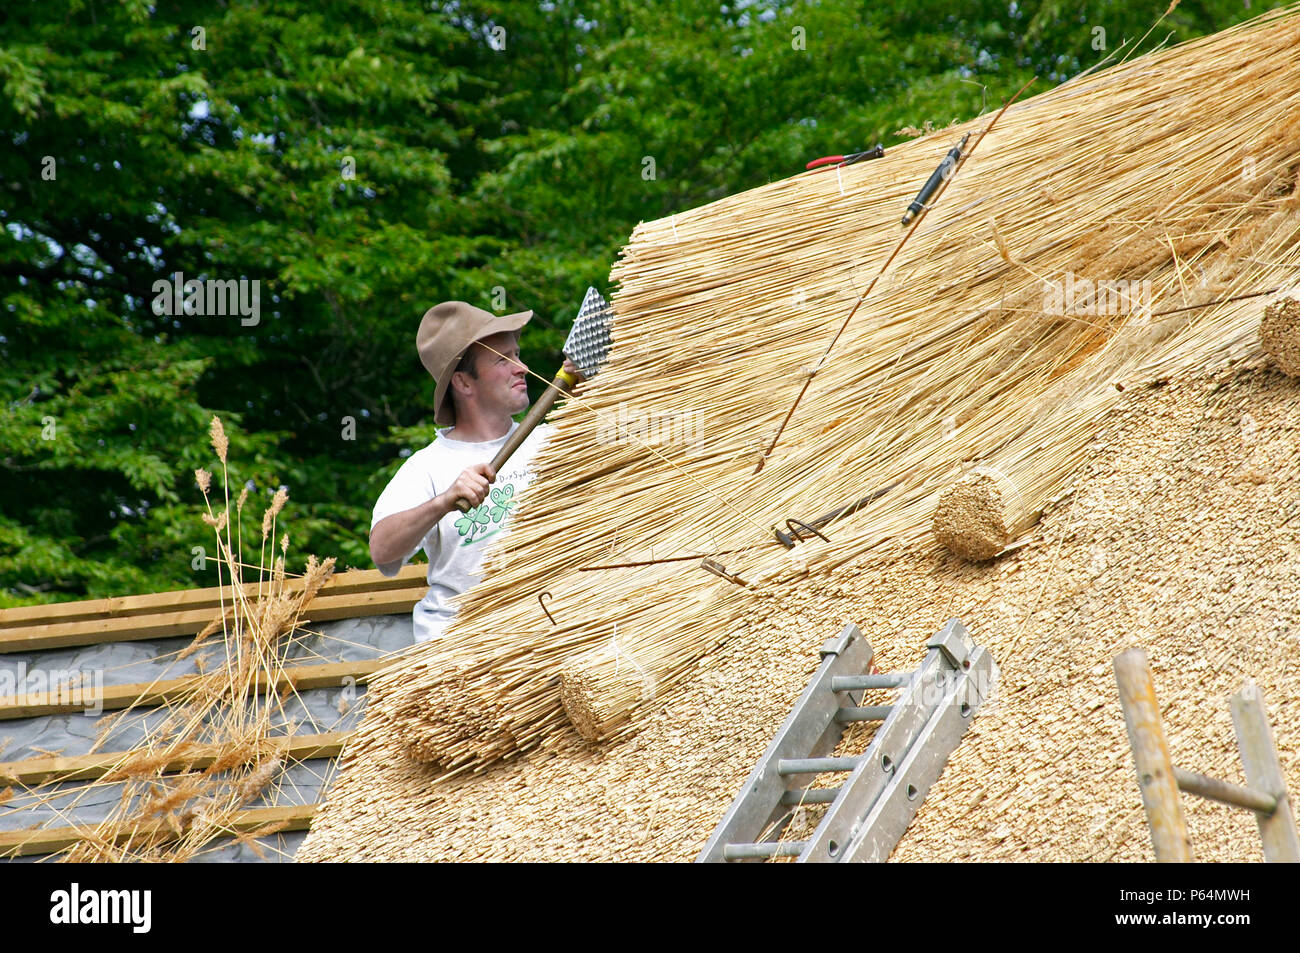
xmin=14 ymin=417 xmax=340 ymax=862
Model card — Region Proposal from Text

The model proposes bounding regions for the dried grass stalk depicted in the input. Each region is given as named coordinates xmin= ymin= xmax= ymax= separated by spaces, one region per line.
xmin=33 ymin=417 xmax=341 ymax=863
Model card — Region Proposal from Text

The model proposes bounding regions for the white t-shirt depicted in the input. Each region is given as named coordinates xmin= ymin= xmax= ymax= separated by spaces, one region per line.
xmin=371 ymin=422 xmax=553 ymax=643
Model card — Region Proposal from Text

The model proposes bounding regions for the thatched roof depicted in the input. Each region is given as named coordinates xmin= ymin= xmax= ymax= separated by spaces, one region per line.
xmin=300 ymin=8 xmax=1300 ymax=861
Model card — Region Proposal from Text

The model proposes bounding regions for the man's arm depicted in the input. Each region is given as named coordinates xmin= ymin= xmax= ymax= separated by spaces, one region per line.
xmin=369 ymin=462 xmax=496 ymax=570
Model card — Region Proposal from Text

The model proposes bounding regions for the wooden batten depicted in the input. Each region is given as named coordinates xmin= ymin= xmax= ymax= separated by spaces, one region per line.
xmin=0 ymin=804 xmax=318 ymax=859
xmin=0 ymin=563 xmax=428 ymax=630
xmin=0 ymin=731 xmax=350 ymax=786
xmin=0 ymin=587 xmax=424 ymax=654
xmin=0 ymin=660 xmax=389 ymax=720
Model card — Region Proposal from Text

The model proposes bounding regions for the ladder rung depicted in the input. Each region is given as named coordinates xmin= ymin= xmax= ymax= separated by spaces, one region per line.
xmin=831 ymin=673 xmax=910 ymax=692
xmin=1175 ymin=767 xmax=1278 ymax=815
xmin=723 ymin=841 xmax=807 ymax=860
xmin=777 ymin=756 xmax=862 ymax=775
xmin=780 ymin=787 xmax=841 ymax=806
xmin=836 ymin=705 xmax=893 ymax=723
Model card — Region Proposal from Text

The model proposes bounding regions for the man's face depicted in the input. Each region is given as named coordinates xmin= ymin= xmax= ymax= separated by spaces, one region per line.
xmin=455 ymin=331 xmax=530 ymax=418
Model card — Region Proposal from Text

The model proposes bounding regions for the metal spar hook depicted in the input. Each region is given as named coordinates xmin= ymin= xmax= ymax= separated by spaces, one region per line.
xmin=538 ymin=591 xmax=557 ymax=626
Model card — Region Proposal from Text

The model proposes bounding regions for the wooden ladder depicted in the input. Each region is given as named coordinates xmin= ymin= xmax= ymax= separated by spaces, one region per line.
xmin=1115 ymin=647 xmax=1300 ymax=862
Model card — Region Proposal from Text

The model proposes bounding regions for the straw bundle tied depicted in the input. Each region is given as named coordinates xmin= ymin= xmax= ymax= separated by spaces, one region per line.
xmin=363 ymin=9 xmax=1300 ymax=775
xmin=557 ymin=628 xmax=658 ymax=743
xmin=557 ymin=591 xmax=758 ymax=742
xmin=1261 ymin=295 xmax=1300 ymax=376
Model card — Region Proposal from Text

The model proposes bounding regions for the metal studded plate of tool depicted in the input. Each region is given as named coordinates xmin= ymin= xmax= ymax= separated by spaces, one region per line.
xmin=563 ymin=286 xmax=614 ymax=379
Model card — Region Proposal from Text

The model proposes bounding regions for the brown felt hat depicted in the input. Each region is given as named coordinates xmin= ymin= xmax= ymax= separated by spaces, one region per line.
xmin=417 ymin=301 xmax=533 ymax=426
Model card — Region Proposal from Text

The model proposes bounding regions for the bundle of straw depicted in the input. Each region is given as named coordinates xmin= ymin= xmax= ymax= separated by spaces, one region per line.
xmin=555 ymin=582 xmax=762 ymax=743
xmin=356 ymin=8 xmax=1300 ymax=774
xmin=932 ymin=467 xmax=1029 ymax=561
xmin=557 ymin=637 xmax=657 ymax=743
xmin=1261 ymin=295 xmax=1300 ymax=377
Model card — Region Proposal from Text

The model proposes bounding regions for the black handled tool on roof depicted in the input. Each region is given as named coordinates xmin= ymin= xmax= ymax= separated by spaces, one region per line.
xmin=901 ymin=132 xmax=970 ymax=226
xmin=772 ymin=480 xmax=903 ymax=548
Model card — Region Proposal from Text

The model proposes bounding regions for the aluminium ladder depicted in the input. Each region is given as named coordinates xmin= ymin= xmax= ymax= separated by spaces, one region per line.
xmin=698 ymin=618 xmax=996 ymax=863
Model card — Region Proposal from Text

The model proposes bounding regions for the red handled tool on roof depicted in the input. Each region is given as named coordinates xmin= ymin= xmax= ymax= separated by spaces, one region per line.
xmin=805 ymin=144 xmax=884 ymax=171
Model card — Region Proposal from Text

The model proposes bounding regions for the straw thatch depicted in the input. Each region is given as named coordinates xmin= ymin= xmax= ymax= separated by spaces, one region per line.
xmin=304 ymin=7 xmax=1300 ymax=859
xmin=299 ymin=356 xmax=1300 ymax=862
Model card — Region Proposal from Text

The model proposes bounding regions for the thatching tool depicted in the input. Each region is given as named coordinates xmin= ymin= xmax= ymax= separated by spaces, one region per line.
xmin=537 ymin=591 xmax=557 ymax=626
xmin=700 ymin=559 xmax=748 ymax=588
xmin=901 ymin=132 xmax=970 ymax=226
xmin=754 ymin=80 xmax=1033 ymax=474
xmin=575 ymin=547 xmax=752 ymax=572
xmin=779 ymin=518 xmax=830 ymax=548
xmin=454 ymin=286 xmax=613 ymax=512
xmin=805 ymin=145 xmax=884 ymax=171
xmin=773 ymin=480 xmax=903 ymax=548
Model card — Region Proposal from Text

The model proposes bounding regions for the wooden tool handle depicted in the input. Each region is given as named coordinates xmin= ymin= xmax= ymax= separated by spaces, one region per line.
xmin=452 ymin=368 xmax=576 ymax=513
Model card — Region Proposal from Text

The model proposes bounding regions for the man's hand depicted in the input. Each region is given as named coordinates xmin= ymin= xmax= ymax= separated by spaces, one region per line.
xmin=562 ymin=358 xmax=585 ymax=383
xmin=370 ymin=462 xmax=499 ymax=570
xmin=440 ymin=462 xmax=496 ymax=510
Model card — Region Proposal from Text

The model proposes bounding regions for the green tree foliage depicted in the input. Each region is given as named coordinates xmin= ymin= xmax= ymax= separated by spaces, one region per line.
xmin=0 ymin=0 xmax=1264 ymax=605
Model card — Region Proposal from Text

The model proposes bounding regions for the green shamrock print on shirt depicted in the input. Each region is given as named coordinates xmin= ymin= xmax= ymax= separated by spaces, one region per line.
xmin=454 ymin=505 xmax=490 ymax=540
xmin=454 ymin=482 xmax=517 ymax=545
xmin=489 ymin=484 xmax=515 ymax=522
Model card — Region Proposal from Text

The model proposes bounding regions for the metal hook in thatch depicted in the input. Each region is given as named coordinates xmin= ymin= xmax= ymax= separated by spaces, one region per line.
xmin=777 ymin=518 xmax=831 ymax=549
xmin=538 ymin=591 xmax=558 ymax=626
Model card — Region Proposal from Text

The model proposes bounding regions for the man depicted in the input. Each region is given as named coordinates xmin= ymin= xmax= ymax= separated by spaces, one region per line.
xmin=369 ymin=300 xmax=580 ymax=644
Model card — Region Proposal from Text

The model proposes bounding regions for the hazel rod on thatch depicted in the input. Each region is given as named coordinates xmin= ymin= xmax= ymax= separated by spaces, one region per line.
xmin=753 ymin=78 xmax=1037 ymax=476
